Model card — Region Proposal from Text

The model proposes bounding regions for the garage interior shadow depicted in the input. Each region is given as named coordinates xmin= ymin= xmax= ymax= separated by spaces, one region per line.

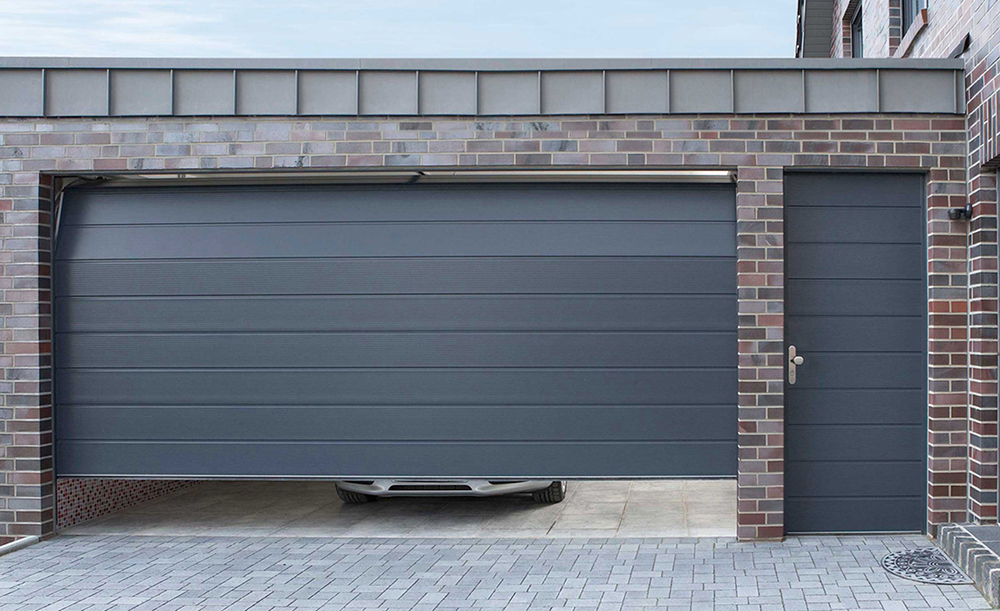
xmin=59 ymin=479 xmax=737 ymax=538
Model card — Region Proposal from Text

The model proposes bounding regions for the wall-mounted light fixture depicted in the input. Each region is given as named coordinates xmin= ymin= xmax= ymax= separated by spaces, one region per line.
xmin=948 ymin=203 xmax=973 ymax=221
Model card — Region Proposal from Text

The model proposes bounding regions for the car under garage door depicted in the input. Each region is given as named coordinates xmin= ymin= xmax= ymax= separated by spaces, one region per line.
xmin=53 ymin=182 xmax=737 ymax=479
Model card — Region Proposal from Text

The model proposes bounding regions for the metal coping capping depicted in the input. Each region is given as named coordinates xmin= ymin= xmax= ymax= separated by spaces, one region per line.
xmin=1 ymin=57 xmax=966 ymax=118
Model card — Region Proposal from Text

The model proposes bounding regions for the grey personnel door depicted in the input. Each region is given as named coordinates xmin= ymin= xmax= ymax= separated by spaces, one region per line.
xmin=785 ymin=172 xmax=926 ymax=533
xmin=54 ymin=182 xmax=738 ymax=479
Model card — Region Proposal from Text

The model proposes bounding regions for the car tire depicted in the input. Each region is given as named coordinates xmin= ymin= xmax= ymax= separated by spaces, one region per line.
xmin=532 ymin=481 xmax=567 ymax=504
xmin=336 ymin=485 xmax=376 ymax=504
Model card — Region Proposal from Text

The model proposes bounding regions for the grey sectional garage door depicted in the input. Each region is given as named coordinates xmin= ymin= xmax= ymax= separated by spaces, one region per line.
xmin=54 ymin=183 xmax=738 ymax=478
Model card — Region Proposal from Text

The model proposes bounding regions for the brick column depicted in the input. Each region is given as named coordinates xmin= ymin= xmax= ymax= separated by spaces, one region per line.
xmin=0 ymin=172 xmax=54 ymax=543
xmin=966 ymin=163 xmax=999 ymax=525
xmin=918 ymin=115 xmax=976 ymax=534
xmin=736 ymin=165 xmax=785 ymax=541
xmin=965 ymin=58 xmax=1000 ymax=525
xmin=926 ymin=164 xmax=977 ymax=532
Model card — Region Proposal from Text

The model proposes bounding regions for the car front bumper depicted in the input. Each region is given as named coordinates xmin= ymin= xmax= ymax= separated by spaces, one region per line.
xmin=335 ymin=479 xmax=555 ymax=497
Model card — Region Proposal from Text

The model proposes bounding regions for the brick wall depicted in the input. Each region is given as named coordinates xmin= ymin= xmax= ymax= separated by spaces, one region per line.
xmin=957 ymin=0 xmax=1000 ymax=526
xmin=56 ymin=479 xmax=196 ymax=529
xmin=831 ymin=0 xmax=903 ymax=57
xmin=824 ymin=0 xmax=1000 ymax=526
xmin=0 ymin=114 xmax=968 ymax=541
xmin=865 ymin=0 xmax=894 ymax=56
xmin=908 ymin=0 xmax=971 ymax=58
xmin=830 ymin=0 xmax=973 ymax=60
xmin=832 ymin=0 xmax=853 ymax=57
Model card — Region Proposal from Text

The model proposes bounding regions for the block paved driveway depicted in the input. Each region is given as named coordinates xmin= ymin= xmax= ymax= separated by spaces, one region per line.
xmin=0 ymin=534 xmax=989 ymax=610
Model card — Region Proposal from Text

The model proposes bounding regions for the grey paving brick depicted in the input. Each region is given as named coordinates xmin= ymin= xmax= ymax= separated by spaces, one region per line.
xmin=0 ymin=535 xmax=993 ymax=610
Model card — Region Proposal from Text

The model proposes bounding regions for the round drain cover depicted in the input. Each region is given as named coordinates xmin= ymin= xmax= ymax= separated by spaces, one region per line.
xmin=882 ymin=548 xmax=972 ymax=585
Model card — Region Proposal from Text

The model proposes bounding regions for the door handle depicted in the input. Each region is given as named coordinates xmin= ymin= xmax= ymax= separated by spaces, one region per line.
xmin=788 ymin=345 xmax=805 ymax=385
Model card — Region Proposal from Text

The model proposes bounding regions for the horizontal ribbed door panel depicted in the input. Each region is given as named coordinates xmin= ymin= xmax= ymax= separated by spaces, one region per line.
xmin=785 ymin=173 xmax=926 ymax=533
xmin=54 ymin=183 xmax=738 ymax=478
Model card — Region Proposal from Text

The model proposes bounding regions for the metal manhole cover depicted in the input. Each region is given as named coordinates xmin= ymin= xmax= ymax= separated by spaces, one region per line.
xmin=881 ymin=548 xmax=972 ymax=585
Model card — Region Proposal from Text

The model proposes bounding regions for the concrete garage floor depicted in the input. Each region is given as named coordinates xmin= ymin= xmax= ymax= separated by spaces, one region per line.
xmin=61 ymin=480 xmax=736 ymax=538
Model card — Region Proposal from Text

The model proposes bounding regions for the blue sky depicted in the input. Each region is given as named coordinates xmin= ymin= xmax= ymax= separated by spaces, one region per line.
xmin=0 ymin=0 xmax=798 ymax=58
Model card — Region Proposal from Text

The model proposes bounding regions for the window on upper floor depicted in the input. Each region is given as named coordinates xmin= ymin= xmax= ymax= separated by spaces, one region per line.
xmin=851 ymin=4 xmax=864 ymax=57
xmin=903 ymin=0 xmax=925 ymax=35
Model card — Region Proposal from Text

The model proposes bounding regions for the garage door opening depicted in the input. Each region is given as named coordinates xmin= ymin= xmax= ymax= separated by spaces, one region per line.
xmin=58 ymin=479 xmax=737 ymax=538
xmin=53 ymin=180 xmax=738 ymax=536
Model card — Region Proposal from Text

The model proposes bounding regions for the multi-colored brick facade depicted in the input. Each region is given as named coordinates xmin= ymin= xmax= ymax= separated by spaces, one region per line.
xmin=0 ymin=112 xmax=968 ymax=542
xmin=820 ymin=0 xmax=1000 ymax=525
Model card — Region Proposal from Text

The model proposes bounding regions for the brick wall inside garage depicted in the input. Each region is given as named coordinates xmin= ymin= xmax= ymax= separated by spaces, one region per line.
xmin=0 ymin=113 xmax=969 ymax=542
xmin=56 ymin=479 xmax=197 ymax=530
